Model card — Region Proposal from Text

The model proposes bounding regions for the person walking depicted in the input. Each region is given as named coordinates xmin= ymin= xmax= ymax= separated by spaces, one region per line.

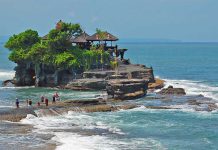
xmin=15 ymin=98 xmax=19 ymax=108
xmin=54 ymin=91 xmax=60 ymax=101
xmin=52 ymin=95 xmax=56 ymax=103
xmin=26 ymin=99 xmax=29 ymax=106
xmin=45 ymin=98 xmax=49 ymax=107
xmin=41 ymin=96 xmax=44 ymax=103
xmin=28 ymin=99 xmax=32 ymax=107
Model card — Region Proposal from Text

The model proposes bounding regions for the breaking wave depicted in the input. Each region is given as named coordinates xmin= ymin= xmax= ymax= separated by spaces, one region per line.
xmin=21 ymin=111 xmax=165 ymax=150
xmin=163 ymin=78 xmax=218 ymax=101
xmin=0 ymin=70 xmax=15 ymax=81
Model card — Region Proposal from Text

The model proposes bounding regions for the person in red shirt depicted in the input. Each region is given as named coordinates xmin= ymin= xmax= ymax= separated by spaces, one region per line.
xmin=45 ymin=98 xmax=49 ymax=107
xmin=54 ymin=91 xmax=60 ymax=101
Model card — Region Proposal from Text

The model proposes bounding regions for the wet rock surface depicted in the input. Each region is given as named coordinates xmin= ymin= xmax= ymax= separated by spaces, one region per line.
xmin=65 ymin=79 xmax=107 ymax=90
xmin=0 ymin=108 xmax=37 ymax=122
xmin=158 ymin=86 xmax=186 ymax=95
xmin=107 ymin=79 xmax=148 ymax=100
xmin=148 ymin=78 xmax=164 ymax=90
xmin=142 ymin=94 xmax=218 ymax=112
xmin=0 ymin=121 xmax=56 ymax=150
xmin=0 ymin=99 xmax=137 ymax=122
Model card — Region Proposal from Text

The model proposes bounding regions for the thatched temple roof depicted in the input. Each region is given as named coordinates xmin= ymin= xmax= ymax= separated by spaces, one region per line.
xmin=87 ymin=32 xmax=118 ymax=41
xmin=71 ymin=32 xmax=90 ymax=43
xmin=41 ymin=31 xmax=118 ymax=42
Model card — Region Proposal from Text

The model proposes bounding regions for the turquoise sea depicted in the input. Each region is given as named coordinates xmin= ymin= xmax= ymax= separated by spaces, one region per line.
xmin=1 ymin=37 xmax=218 ymax=150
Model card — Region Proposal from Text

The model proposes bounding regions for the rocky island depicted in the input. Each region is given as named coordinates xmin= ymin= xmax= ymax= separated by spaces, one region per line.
xmin=8 ymin=20 xmax=217 ymax=124
xmin=1 ymin=21 xmax=217 ymax=129
xmin=4 ymin=20 xmax=161 ymax=100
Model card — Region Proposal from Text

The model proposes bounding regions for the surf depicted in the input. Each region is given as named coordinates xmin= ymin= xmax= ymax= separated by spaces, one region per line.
xmin=0 ymin=70 xmax=15 ymax=81
xmin=163 ymin=78 xmax=218 ymax=101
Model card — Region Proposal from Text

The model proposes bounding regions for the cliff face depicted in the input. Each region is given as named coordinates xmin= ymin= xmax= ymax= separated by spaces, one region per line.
xmin=14 ymin=63 xmax=78 ymax=87
xmin=13 ymin=61 xmax=112 ymax=87
xmin=13 ymin=62 xmax=155 ymax=88
xmin=14 ymin=63 xmax=36 ymax=86
xmin=11 ymin=61 xmax=156 ymax=100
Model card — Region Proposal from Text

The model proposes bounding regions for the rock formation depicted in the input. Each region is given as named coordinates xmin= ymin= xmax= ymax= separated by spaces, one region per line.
xmin=158 ymin=86 xmax=186 ymax=95
xmin=107 ymin=79 xmax=148 ymax=100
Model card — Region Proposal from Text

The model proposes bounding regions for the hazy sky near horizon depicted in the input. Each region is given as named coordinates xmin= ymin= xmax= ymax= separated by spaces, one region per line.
xmin=0 ymin=0 xmax=218 ymax=42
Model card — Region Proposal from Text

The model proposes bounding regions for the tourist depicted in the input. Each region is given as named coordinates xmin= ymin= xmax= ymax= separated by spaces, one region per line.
xmin=15 ymin=98 xmax=19 ymax=108
xmin=26 ymin=99 xmax=29 ymax=106
xmin=41 ymin=96 xmax=44 ymax=103
xmin=37 ymin=102 xmax=40 ymax=107
xmin=54 ymin=91 xmax=60 ymax=101
xmin=28 ymin=99 xmax=32 ymax=107
xmin=52 ymin=95 xmax=56 ymax=103
xmin=45 ymin=98 xmax=49 ymax=107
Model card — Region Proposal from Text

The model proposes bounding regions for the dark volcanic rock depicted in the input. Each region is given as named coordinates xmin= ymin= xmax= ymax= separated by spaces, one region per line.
xmin=62 ymin=99 xmax=105 ymax=106
xmin=14 ymin=63 xmax=35 ymax=86
xmin=65 ymin=79 xmax=107 ymax=90
xmin=158 ymin=86 xmax=186 ymax=95
xmin=0 ymin=108 xmax=37 ymax=122
xmin=107 ymin=79 xmax=148 ymax=100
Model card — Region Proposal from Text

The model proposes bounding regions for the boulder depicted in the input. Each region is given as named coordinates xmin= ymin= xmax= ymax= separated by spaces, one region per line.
xmin=158 ymin=85 xmax=186 ymax=95
xmin=148 ymin=78 xmax=165 ymax=89
xmin=107 ymin=79 xmax=148 ymax=100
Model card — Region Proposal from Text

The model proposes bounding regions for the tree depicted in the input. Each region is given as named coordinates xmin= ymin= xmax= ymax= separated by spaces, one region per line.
xmin=5 ymin=29 xmax=40 ymax=63
xmin=47 ymin=22 xmax=83 ymax=52
xmin=55 ymin=51 xmax=79 ymax=69
xmin=5 ymin=29 xmax=40 ymax=51
xmin=26 ymin=43 xmax=48 ymax=63
xmin=5 ymin=21 xmax=110 ymax=71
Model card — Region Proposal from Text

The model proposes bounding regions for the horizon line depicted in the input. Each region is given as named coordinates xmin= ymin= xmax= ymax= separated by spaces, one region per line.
xmin=1 ymin=35 xmax=218 ymax=44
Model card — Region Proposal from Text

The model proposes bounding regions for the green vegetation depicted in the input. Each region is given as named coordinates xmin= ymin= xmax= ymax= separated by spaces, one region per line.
xmin=110 ymin=60 xmax=118 ymax=69
xmin=5 ymin=30 xmax=40 ymax=63
xmin=5 ymin=21 xmax=110 ymax=71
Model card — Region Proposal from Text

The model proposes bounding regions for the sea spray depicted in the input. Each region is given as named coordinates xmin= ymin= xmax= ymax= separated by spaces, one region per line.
xmin=163 ymin=78 xmax=218 ymax=101
xmin=0 ymin=70 xmax=15 ymax=81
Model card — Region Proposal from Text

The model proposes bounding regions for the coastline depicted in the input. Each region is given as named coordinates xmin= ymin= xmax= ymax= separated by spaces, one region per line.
xmin=1 ymin=34 xmax=218 ymax=149
xmin=1 ymin=77 xmax=218 ymax=149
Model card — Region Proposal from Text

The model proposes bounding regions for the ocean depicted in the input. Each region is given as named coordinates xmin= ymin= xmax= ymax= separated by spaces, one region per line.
xmin=1 ymin=37 xmax=218 ymax=150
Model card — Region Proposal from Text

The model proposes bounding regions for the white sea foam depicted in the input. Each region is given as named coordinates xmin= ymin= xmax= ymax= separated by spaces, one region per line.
xmin=21 ymin=111 xmax=165 ymax=150
xmin=0 ymin=70 xmax=15 ymax=80
xmin=0 ymin=86 xmax=35 ymax=90
xmin=21 ymin=112 xmax=124 ymax=149
xmin=162 ymin=78 xmax=218 ymax=101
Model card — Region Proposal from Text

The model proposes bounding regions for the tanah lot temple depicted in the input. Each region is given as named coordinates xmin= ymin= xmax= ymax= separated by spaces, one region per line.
xmin=43 ymin=21 xmax=155 ymax=100
xmin=5 ymin=20 xmax=157 ymax=100
xmin=42 ymin=20 xmax=128 ymax=61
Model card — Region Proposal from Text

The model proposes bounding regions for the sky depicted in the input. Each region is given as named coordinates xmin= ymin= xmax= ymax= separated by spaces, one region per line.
xmin=0 ymin=0 xmax=218 ymax=42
